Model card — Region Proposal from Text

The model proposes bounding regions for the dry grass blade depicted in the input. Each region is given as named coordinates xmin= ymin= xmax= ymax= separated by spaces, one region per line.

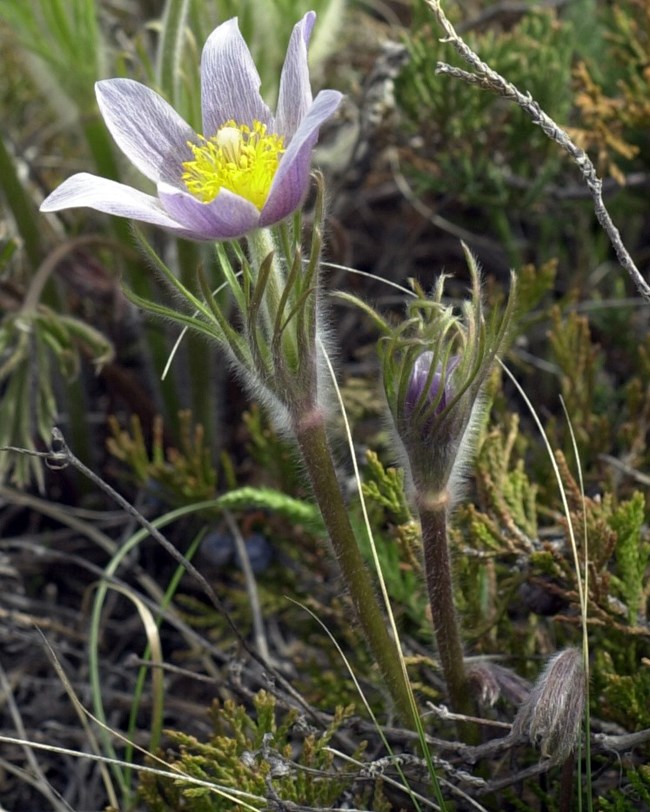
xmin=0 ymin=660 xmax=72 ymax=812
xmin=36 ymin=633 xmax=119 ymax=809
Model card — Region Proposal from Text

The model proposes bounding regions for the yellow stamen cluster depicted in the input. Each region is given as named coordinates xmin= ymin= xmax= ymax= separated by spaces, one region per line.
xmin=181 ymin=120 xmax=285 ymax=210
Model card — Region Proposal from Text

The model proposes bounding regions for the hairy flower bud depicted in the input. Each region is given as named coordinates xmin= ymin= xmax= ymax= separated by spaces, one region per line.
xmin=380 ymin=245 xmax=517 ymax=500
xmin=512 ymin=648 xmax=586 ymax=762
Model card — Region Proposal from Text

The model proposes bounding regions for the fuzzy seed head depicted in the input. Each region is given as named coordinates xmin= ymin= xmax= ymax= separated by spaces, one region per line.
xmin=512 ymin=648 xmax=586 ymax=762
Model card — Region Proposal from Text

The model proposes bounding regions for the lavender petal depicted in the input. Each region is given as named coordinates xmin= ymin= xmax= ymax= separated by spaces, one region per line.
xmin=158 ymin=182 xmax=260 ymax=240
xmin=275 ymin=11 xmax=315 ymax=139
xmin=200 ymin=18 xmax=272 ymax=136
xmin=261 ymin=89 xmax=342 ymax=226
xmin=96 ymin=79 xmax=195 ymax=184
xmin=40 ymin=173 xmax=194 ymax=234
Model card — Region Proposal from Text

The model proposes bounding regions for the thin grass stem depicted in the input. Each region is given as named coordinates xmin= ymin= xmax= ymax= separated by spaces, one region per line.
xmin=561 ymin=396 xmax=593 ymax=812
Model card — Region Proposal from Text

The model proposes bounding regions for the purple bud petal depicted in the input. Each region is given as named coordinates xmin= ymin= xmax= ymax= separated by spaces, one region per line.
xmin=405 ymin=352 xmax=459 ymax=419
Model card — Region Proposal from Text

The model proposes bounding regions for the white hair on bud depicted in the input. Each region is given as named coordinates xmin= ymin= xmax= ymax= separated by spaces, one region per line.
xmin=446 ymin=391 xmax=486 ymax=509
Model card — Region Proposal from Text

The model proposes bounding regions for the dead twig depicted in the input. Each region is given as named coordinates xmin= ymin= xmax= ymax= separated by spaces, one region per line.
xmin=425 ymin=0 xmax=650 ymax=302
xmin=593 ymin=727 xmax=650 ymax=753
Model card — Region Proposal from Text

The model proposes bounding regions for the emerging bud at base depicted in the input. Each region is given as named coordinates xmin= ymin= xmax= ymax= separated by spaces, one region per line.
xmin=466 ymin=661 xmax=531 ymax=708
xmin=512 ymin=647 xmax=586 ymax=762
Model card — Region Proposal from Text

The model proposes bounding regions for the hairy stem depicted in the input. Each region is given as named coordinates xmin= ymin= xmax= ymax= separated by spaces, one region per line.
xmin=419 ymin=494 xmax=470 ymax=713
xmin=294 ymin=413 xmax=415 ymax=723
xmin=247 ymin=227 xmax=284 ymax=338
xmin=559 ymin=752 xmax=576 ymax=812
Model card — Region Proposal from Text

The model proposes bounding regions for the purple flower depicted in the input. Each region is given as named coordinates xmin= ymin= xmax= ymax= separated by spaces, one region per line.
xmin=405 ymin=351 xmax=459 ymax=419
xmin=41 ymin=12 xmax=342 ymax=241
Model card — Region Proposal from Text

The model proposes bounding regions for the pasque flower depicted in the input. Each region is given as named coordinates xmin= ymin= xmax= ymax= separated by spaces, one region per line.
xmin=41 ymin=12 xmax=342 ymax=241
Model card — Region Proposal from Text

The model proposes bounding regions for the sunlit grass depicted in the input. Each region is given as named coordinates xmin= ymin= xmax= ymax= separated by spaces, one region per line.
xmin=501 ymin=363 xmax=593 ymax=809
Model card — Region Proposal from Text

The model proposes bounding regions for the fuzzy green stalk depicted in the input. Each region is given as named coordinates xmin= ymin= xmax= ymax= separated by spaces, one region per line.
xmin=418 ymin=490 xmax=472 ymax=715
xmin=247 ymin=227 xmax=284 ymax=336
xmin=293 ymin=413 xmax=415 ymax=724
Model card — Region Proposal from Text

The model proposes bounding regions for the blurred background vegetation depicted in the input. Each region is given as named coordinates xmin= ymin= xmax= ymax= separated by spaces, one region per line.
xmin=1 ymin=0 xmax=650 ymax=809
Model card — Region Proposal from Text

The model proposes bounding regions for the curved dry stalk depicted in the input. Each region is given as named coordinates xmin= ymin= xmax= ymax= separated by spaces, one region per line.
xmin=425 ymin=0 xmax=650 ymax=302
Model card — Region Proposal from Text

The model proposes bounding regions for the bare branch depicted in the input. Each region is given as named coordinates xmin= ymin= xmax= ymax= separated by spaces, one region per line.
xmin=425 ymin=0 xmax=650 ymax=302
xmin=593 ymin=727 xmax=650 ymax=752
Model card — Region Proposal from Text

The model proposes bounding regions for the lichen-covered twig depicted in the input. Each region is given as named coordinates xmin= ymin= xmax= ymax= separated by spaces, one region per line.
xmin=425 ymin=0 xmax=650 ymax=302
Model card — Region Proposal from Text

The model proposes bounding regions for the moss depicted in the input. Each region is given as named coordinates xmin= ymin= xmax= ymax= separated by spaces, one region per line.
xmin=138 ymin=691 xmax=370 ymax=811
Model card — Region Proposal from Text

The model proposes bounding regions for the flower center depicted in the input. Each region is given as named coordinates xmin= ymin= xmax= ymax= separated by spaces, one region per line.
xmin=181 ymin=120 xmax=285 ymax=210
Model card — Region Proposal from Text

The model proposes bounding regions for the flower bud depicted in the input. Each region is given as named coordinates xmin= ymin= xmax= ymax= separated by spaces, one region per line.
xmin=380 ymin=245 xmax=517 ymax=501
xmin=512 ymin=647 xmax=586 ymax=762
